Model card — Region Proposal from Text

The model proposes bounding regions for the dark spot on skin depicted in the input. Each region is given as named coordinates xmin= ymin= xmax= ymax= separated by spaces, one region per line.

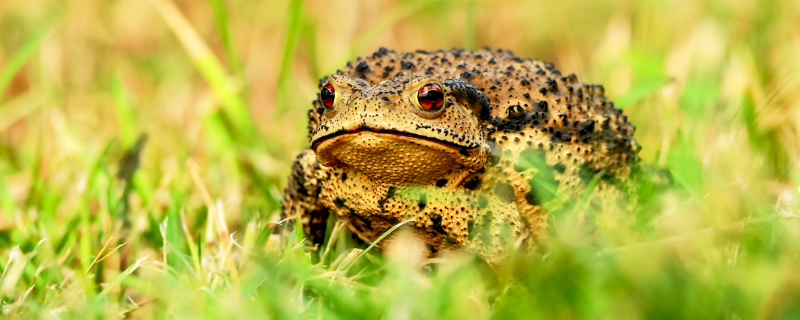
xmin=534 ymin=100 xmax=548 ymax=113
xmin=356 ymin=61 xmax=370 ymax=73
xmin=459 ymin=149 xmax=470 ymax=157
xmin=341 ymin=172 xmax=347 ymax=182
xmin=553 ymin=163 xmax=566 ymax=174
xmin=550 ymin=130 xmax=571 ymax=143
xmin=436 ymin=179 xmax=448 ymax=187
xmin=579 ymin=119 xmax=595 ymax=141
xmin=547 ymin=78 xmax=557 ymax=91
xmin=539 ymin=87 xmax=547 ymax=95
xmin=488 ymin=58 xmax=497 ymax=64
xmin=426 ymin=67 xmax=435 ymax=75
xmin=430 ymin=213 xmax=446 ymax=234
xmin=401 ymin=61 xmax=414 ymax=69
xmin=564 ymin=73 xmax=578 ymax=83
xmin=461 ymin=71 xmax=472 ymax=79
xmin=334 ymin=198 xmax=345 ymax=208
xmin=601 ymin=116 xmax=611 ymax=130
xmin=375 ymin=47 xmax=389 ymax=57
xmin=354 ymin=214 xmax=372 ymax=231
xmin=377 ymin=186 xmax=396 ymax=211
xmin=494 ymin=183 xmax=515 ymax=204
xmin=384 ymin=65 xmax=394 ymax=72
xmin=418 ymin=193 xmax=427 ymax=210
xmin=464 ymin=176 xmax=482 ymax=190
xmin=425 ymin=243 xmax=436 ymax=253
xmin=524 ymin=193 xmax=538 ymax=206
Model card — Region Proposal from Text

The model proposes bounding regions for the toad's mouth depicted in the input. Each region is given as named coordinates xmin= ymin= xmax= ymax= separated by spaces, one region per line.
xmin=311 ymin=125 xmax=481 ymax=152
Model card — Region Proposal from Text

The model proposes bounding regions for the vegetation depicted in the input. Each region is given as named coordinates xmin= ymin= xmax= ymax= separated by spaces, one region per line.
xmin=1 ymin=0 xmax=799 ymax=318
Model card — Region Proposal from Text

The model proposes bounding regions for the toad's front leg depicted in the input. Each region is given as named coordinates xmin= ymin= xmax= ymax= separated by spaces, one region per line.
xmin=281 ymin=149 xmax=332 ymax=245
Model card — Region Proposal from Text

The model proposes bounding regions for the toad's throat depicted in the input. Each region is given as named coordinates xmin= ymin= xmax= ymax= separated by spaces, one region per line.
xmin=311 ymin=125 xmax=480 ymax=152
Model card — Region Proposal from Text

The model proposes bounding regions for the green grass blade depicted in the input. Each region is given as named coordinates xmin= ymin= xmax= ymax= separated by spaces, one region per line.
xmin=344 ymin=219 xmax=416 ymax=272
xmin=110 ymin=74 xmax=138 ymax=147
xmin=0 ymin=177 xmax=15 ymax=219
xmin=207 ymin=0 xmax=245 ymax=84
xmin=275 ymin=0 xmax=305 ymax=115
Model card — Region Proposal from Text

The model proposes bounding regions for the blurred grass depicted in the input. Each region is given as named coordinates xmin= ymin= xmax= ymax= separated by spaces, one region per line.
xmin=0 ymin=0 xmax=799 ymax=319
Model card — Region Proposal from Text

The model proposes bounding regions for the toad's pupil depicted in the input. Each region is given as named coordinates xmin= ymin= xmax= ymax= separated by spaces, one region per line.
xmin=321 ymin=84 xmax=335 ymax=108
xmin=418 ymin=84 xmax=443 ymax=111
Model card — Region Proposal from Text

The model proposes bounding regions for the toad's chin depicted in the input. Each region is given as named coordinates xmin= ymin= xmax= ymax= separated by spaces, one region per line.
xmin=313 ymin=130 xmax=486 ymax=185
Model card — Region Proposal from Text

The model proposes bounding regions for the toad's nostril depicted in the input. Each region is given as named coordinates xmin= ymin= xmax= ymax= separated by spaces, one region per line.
xmin=380 ymin=96 xmax=391 ymax=102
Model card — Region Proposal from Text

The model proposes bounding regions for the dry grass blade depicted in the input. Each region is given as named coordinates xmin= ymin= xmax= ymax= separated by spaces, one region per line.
xmin=186 ymin=158 xmax=221 ymax=246
xmin=85 ymin=234 xmax=115 ymax=275
xmin=320 ymin=220 xmax=348 ymax=264
xmin=98 ymin=255 xmax=150 ymax=299
xmin=334 ymin=249 xmax=363 ymax=272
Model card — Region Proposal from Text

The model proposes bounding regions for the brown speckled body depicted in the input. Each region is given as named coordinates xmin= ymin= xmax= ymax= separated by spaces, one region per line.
xmin=282 ymin=47 xmax=640 ymax=264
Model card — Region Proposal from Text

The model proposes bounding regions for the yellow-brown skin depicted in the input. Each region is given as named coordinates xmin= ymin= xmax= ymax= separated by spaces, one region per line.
xmin=282 ymin=47 xmax=640 ymax=264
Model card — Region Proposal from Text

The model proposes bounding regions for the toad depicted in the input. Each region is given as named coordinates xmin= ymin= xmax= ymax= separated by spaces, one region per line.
xmin=282 ymin=47 xmax=640 ymax=264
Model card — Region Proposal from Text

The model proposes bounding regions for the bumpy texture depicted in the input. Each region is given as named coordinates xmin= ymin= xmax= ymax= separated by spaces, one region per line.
xmin=282 ymin=47 xmax=640 ymax=264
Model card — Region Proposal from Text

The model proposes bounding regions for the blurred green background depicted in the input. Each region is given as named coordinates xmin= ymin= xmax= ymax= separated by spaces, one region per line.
xmin=1 ymin=0 xmax=799 ymax=318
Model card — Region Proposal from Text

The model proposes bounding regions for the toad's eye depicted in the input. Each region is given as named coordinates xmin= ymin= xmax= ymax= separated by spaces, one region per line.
xmin=321 ymin=84 xmax=335 ymax=108
xmin=418 ymin=83 xmax=444 ymax=111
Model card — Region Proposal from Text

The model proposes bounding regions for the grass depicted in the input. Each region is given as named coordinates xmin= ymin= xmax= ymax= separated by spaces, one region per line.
xmin=1 ymin=0 xmax=800 ymax=318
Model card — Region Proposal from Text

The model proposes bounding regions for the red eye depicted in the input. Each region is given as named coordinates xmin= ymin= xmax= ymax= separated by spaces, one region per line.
xmin=418 ymin=83 xmax=444 ymax=111
xmin=321 ymin=84 xmax=335 ymax=108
